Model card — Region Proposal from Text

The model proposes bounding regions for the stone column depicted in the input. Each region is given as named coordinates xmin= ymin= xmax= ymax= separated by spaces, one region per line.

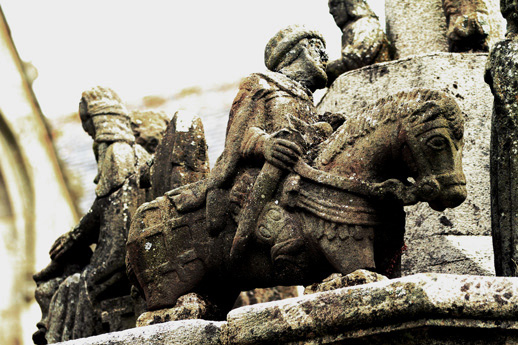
xmin=386 ymin=0 xmax=449 ymax=58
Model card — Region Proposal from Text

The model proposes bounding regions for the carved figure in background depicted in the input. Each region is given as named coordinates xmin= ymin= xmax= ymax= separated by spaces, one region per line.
xmin=126 ymin=25 xmax=466 ymax=318
xmin=32 ymin=87 xmax=151 ymax=344
xmin=442 ymin=0 xmax=490 ymax=52
xmin=485 ymin=0 xmax=518 ymax=276
xmin=326 ymin=0 xmax=391 ymax=86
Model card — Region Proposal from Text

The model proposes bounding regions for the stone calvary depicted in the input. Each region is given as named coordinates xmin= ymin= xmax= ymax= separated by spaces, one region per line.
xmin=126 ymin=25 xmax=467 ymax=319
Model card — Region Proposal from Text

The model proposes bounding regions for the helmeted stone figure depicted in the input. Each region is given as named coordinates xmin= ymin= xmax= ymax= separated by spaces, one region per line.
xmin=205 ymin=25 xmax=342 ymax=256
xmin=326 ymin=0 xmax=391 ymax=86
xmin=32 ymin=87 xmax=151 ymax=344
xmin=485 ymin=0 xmax=518 ymax=276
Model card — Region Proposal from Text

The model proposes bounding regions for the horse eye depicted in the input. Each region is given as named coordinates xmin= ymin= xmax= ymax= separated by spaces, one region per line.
xmin=427 ymin=135 xmax=447 ymax=150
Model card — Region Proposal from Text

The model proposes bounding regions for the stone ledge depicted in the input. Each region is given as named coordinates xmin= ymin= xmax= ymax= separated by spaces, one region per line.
xmin=54 ymin=319 xmax=224 ymax=345
xmin=225 ymin=273 xmax=518 ymax=344
xmin=53 ymin=275 xmax=518 ymax=345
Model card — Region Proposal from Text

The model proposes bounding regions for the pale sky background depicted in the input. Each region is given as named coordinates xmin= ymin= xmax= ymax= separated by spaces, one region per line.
xmin=1 ymin=0 xmax=385 ymax=118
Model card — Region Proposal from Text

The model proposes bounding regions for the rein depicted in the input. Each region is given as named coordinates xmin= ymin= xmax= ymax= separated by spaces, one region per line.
xmin=293 ymin=160 xmax=374 ymax=196
xmin=293 ymin=160 xmax=418 ymax=205
xmin=292 ymin=119 xmax=460 ymax=206
xmin=293 ymin=158 xmax=450 ymax=207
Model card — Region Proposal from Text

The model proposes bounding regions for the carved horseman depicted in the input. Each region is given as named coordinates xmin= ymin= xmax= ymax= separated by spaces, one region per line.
xmin=205 ymin=25 xmax=344 ymax=259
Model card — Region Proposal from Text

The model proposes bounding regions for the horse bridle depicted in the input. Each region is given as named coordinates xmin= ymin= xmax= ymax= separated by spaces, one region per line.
xmin=292 ymin=119 xmax=461 ymax=205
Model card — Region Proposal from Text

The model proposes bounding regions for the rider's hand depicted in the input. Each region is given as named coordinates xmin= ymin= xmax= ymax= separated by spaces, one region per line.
xmin=263 ymin=136 xmax=303 ymax=170
xmin=49 ymin=232 xmax=75 ymax=261
xmin=320 ymin=112 xmax=346 ymax=131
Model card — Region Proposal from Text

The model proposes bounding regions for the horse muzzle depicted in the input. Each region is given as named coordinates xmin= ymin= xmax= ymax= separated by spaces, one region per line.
xmin=423 ymin=173 xmax=467 ymax=211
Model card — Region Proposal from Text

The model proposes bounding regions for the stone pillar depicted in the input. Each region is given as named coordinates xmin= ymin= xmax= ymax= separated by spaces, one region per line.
xmin=386 ymin=0 xmax=505 ymax=58
xmin=386 ymin=0 xmax=449 ymax=58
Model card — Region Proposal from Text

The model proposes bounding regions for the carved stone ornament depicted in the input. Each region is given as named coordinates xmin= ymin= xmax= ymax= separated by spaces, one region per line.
xmin=442 ymin=0 xmax=490 ymax=52
xmin=32 ymin=87 xmax=156 ymax=344
xmin=326 ymin=0 xmax=391 ymax=86
xmin=485 ymin=0 xmax=518 ymax=276
xmin=126 ymin=25 xmax=467 ymax=320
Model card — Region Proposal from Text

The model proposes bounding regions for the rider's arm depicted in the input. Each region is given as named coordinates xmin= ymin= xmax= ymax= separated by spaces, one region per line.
xmin=340 ymin=17 xmax=385 ymax=70
xmin=49 ymin=195 xmax=102 ymax=262
xmin=241 ymin=127 xmax=302 ymax=170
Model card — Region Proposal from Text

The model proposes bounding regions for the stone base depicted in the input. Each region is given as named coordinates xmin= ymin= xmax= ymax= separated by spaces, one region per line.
xmin=55 ymin=274 xmax=518 ymax=345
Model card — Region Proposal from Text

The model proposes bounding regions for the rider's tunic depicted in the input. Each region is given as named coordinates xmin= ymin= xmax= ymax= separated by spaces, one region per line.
xmin=207 ymin=71 xmax=327 ymax=222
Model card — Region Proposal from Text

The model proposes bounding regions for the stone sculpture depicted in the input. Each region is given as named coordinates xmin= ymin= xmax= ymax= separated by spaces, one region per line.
xmin=32 ymin=87 xmax=152 ymax=344
xmin=126 ymin=25 xmax=467 ymax=320
xmin=129 ymin=109 xmax=170 ymax=155
xmin=326 ymin=0 xmax=391 ymax=86
xmin=149 ymin=110 xmax=209 ymax=200
xmin=442 ymin=0 xmax=490 ymax=52
xmin=485 ymin=0 xmax=518 ymax=276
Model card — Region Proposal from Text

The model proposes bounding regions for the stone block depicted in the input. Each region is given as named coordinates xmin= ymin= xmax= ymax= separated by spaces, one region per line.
xmin=402 ymin=235 xmax=495 ymax=276
xmin=386 ymin=0 xmax=449 ymax=58
xmin=51 ymin=274 xmax=518 ymax=344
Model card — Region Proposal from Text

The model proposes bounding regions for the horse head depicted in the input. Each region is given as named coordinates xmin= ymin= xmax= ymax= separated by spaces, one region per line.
xmin=397 ymin=90 xmax=467 ymax=211
xmin=313 ymin=89 xmax=466 ymax=212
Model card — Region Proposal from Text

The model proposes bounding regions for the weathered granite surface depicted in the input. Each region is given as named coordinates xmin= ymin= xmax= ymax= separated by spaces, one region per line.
xmin=386 ymin=0 xmax=449 ymax=58
xmin=136 ymin=293 xmax=213 ymax=327
xmin=53 ymin=319 xmax=223 ymax=345
xmin=225 ymin=273 xmax=518 ymax=345
xmin=55 ymin=273 xmax=518 ymax=345
xmin=485 ymin=6 xmax=518 ymax=276
xmin=386 ymin=0 xmax=504 ymax=58
xmin=304 ymin=269 xmax=388 ymax=294
xmin=318 ymin=53 xmax=494 ymax=275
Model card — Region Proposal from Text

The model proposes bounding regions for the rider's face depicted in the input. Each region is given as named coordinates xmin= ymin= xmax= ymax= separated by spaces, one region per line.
xmin=300 ymin=38 xmax=328 ymax=91
xmin=306 ymin=38 xmax=328 ymax=72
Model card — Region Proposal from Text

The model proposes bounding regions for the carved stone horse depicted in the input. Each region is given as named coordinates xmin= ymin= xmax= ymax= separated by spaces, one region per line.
xmin=126 ymin=89 xmax=467 ymax=318
xmin=442 ymin=0 xmax=490 ymax=52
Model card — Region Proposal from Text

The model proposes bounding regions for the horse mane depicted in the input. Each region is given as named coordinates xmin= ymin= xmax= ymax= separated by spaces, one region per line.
xmin=315 ymin=89 xmax=464 ymax=165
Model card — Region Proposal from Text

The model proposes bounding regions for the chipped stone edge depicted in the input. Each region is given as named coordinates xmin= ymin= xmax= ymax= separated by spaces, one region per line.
xmin=284 ymin=318 xmax=518 ymax=345
xmin=54 ymin=319 xmax=225 ymax=345
xmin=225 ymin=273 xmax=518 ymax=344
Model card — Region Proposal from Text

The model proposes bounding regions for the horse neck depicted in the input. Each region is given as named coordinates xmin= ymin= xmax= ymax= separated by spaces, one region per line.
xmin=315 ymin=119 xmax=401 ymax=183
